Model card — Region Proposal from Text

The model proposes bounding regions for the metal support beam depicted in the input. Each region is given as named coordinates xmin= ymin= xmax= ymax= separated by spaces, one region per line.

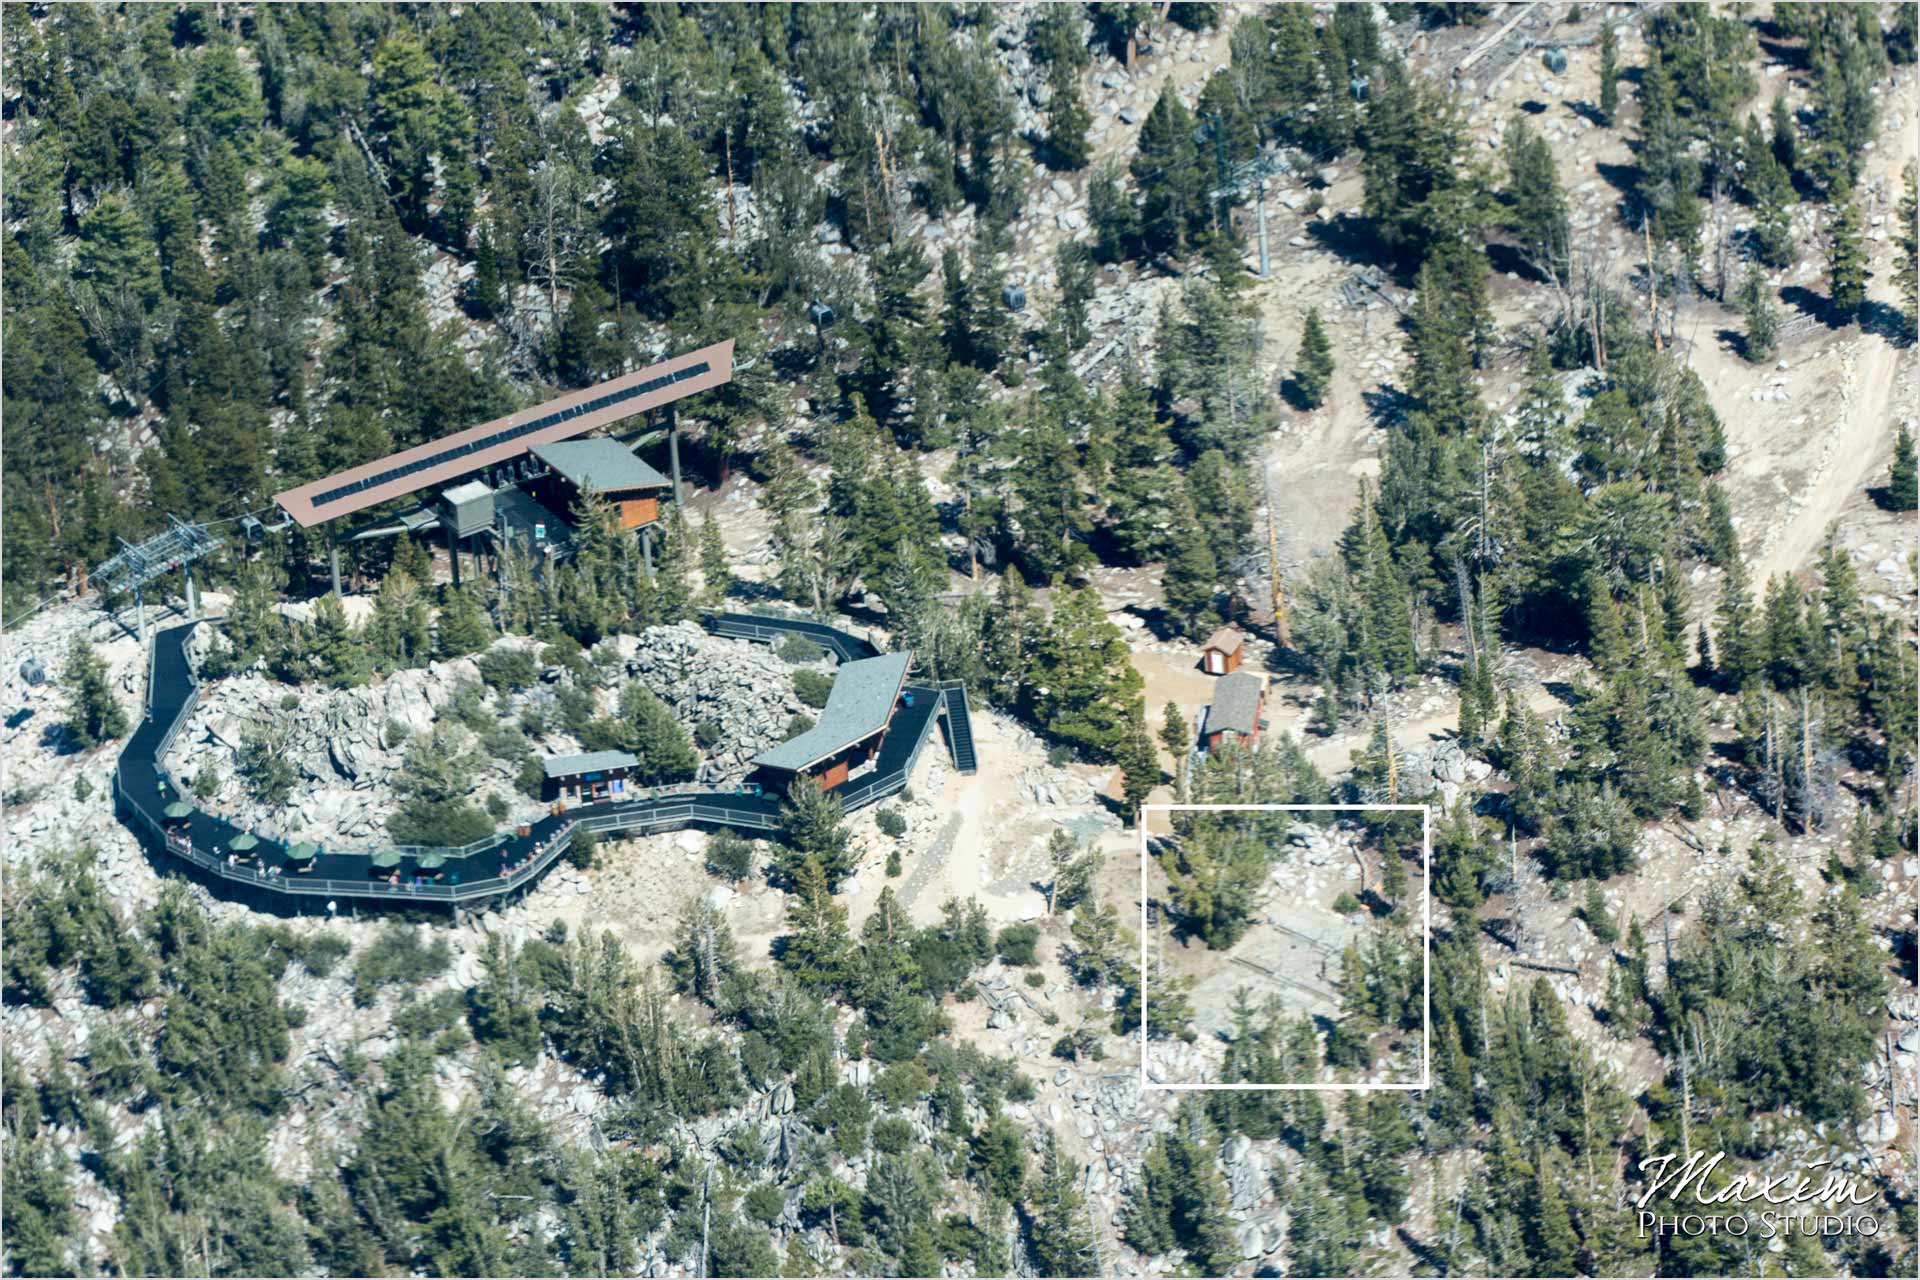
xmin=449 ymin=529 xmax=462 ymax=589
xmin=328 ymin=526 xmax=342 ymax=596
xmin=641 ymin=527 xmax=655 ymax=585
xmin=666 ymin=404 xmax=682 ymax=506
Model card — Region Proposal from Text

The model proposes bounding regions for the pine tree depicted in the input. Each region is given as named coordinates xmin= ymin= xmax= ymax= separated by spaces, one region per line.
xmin=1045 ymin=62 xmax=1092 ymax=172
xmin=1598 ymin=20 xmax=1620 ymax=123
xmin=1132 ymin=86 xmax=1204 ymax=258
xmin=1290 ymin=307 xmax=1335 ymax=409
xmin=1028 ymin=1133 xmax=1099 ymax=1276
xmin=1896 ymin=161 xmax=1918 ymax=331
xmin=1737 ymin=263 xmax=1780 ymax=361
xmin=1824 ymin=180 xmax=1869 ymax=322
xmin=1030 ymin=586 xmax=1147 ymax=759
xmin=61 ymin=638 xmax=129 ymax=750
xmin=1889 ymin=424 xmax=1919 ymax=511
xmin=1116 ymin=698 xmax=1159 ymax=822
xmin=1159 ymin=701 xmax=1190 ymax=759
xmin=777 ymin=855 xmax=852 ymax=995
xmin=698 ymin=511 xmax=732 ymax=604
xmin=1714 ymin=557 xmax=1760 ymax=691
xmin=778 ymin=776 xmax=854 ymax=888
xmin=1523 ymin=1144 xmax=1579 ymax=1274
xmin=1160 ymin=488 xmax=1221 ymax=639
xmin=435 ymin=584 xmax=492 ymax=659
xmin=1503 ymin=116 xmax=1571 ymax=284
xmin=311 ymin=592 xmax=372 ymax=688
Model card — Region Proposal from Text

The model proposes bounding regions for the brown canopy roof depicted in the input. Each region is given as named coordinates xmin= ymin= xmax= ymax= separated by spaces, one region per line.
xmin=273 ymin=340 xmax=732 ymax=528
xmin=1201 ymin=627 xmax=1245 ymax=655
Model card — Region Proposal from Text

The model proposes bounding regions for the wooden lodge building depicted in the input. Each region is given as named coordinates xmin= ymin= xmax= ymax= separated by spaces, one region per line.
xmin=751 ymin=652 xmax=913 ymax=789
xmin=1202 ymin=671 xmax=1265 ymax=751
xmin=528 ymin=439 xmax=672 ymax=530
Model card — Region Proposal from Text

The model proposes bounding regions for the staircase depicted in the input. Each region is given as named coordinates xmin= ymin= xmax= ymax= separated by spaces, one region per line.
xmin=939 ymin=683 xmax=979 ymax=774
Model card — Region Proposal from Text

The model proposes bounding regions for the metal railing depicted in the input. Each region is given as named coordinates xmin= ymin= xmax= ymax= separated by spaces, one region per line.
xmin=125 ymin=614 xmax=960 ymax=906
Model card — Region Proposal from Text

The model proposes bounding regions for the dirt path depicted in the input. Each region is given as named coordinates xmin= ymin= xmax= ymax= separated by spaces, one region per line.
xmin=1753 ymin=338 xmax=1903 ymax=581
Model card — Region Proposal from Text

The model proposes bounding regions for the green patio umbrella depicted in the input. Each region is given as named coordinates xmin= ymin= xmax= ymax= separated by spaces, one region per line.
xmin=289 ymin=841 xmax=319 ymax=862
xmin=229 ymin=831 xmax=259 ymax=852
xmin=416 ymin=852 xmax=447 ymax=870
xmin=163 ymin=801 xmax=193 ymax=819
xmin=370 ymin=850 xmax=402 ymax=869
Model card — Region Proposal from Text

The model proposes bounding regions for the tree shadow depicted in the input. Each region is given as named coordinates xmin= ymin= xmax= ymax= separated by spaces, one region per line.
xmin=1569 ymin=100 xmax=1611 ymax=128
xmin=1715 ymin=326 xmax=1769 ymax=362
xmin=1860 ymin=299 xmax=1916 ymax=346
xmin=1362 ymin=383 xmax=1416 ymax=428
xmin=1303 ymin=214 xmax=1407 ymax=280
xmin=1780 ymin=284 xmax=1834 ymax=324
xmin=1868 ymin=485 xmax=1914 ymax=513
xmin=1485 ymin=240 xmax=1550 ymax=285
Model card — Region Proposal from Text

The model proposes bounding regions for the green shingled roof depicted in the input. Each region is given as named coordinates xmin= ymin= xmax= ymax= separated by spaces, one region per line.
xmin=753 ymin=652 xmax=912 ymax=773
xmin=531 ymin=439 xmax=670 ymax=493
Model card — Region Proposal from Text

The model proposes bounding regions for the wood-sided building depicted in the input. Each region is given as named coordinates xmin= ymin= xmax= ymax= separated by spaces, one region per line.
xmin=751 ymin=652 xmax=913 ymax=789
xmin=1200 ymin=627 xmax=1245 ymax=675
xmin=543 ymin=750 xmax=641 ymax=804
xmin=1202 ymin=671 xmax=1265 ymax=751
xmin=529 ymin=439 xmax=672 ymax=530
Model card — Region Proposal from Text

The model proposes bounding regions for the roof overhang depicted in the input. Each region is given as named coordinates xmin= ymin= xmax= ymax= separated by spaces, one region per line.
xmin=273 ymin=340 xmax=733 ymax=528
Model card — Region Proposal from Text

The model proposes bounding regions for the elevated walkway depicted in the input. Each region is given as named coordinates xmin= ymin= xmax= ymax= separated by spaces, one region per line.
xmin=114 ymin=609 xmax=968 ymax=909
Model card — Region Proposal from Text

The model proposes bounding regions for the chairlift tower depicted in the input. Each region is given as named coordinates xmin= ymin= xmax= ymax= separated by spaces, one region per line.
xmin=93 ymin=516 xmax=223 ymax=641
xmin=1210 ymin=150 xmax=1292 ymax=281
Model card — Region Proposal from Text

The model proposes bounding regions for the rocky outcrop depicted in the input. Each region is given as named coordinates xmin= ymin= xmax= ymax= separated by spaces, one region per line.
xmin=620 ymin=622 xmax=805 ymax=784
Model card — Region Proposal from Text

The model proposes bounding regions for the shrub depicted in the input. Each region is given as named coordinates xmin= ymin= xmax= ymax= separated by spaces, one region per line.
xmin=875 ymin=808 xmax=907 ymax=838
xmin=301 ymin=933 xmax=351 ymax=978
xmin=873 ymin=1059 xmax=931 ymax=1107
xmin=568 ymin=825 xmax=599 ymax=870
xmin=1024 ymin=970 xmax=1046 ymax=988
xmin=996 ymin=923 xmax=1040 ymax=966
xmin=1332 ymin=891 xmax=1361 ymax=915
xmin=484 ymin=793 xmax=510 ymax=821
xmin=72 ymin=775 xmax=92 ymax=803
xmin=695 ymin=721 xmax=722 ymax=750
xmin=707 ymin=830 xmax=755 ymax=882
xmin=778 ymin=635 xmax=824 ymax=663
xmin=885 ymin=848 xmax=903 ymax=877
xmin=351 ymin=923 xmax=452 ymax=1005
xmin=872 ymin=1115 xmax=915 ymax=1154
xmin=477 ymin=648 xmax=539 ymax=691
xmin=280 ymin=693 xmax=300 ymax=711
xmin=1005 ymin=1072 xmax=1037 ymax=1103
xmin=1046 ymin=745 xmax=1071 ymax=768
xmin=786 ymin=713 xmax=815 ymax=738
xmin=793 ymin=670 xmax=834 ymax=708
xmin=385 ymin=718 xmax=412 ymax=745
xmin=743 ymin=1183 xmax=786 ymax=1226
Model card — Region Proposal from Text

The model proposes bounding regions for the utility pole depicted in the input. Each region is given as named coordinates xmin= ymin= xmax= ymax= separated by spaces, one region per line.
xmin=328 ymin=525 xmax=342 ymax=597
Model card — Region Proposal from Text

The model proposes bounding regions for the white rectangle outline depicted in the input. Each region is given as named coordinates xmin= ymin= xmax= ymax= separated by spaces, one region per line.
xmin=1137 ymin=802 xmax=1432 ymax=1092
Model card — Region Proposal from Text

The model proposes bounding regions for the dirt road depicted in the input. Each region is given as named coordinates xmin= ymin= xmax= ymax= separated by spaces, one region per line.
xmin=1753 ymin=338 xmax=1904 ymax=581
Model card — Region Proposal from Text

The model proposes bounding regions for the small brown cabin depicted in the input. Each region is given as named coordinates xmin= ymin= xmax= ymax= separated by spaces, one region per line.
xmin=1200 ymin=627 xmax=1245 ymax=675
